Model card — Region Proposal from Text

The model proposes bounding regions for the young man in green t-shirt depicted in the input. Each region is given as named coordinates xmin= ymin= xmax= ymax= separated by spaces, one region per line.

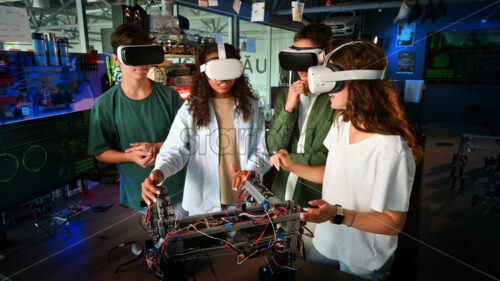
xmin=88 ymin=23 xmax=185 ymax=212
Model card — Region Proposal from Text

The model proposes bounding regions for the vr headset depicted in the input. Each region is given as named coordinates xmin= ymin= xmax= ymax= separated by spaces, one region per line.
xmin=308 ymin=41 xmax=387 ymax=94
xmin=200 ymin=43 xmax=244 ymax=81
xmin=117 ymin=45 xmax=165 ymax=66
xmin=279 ymin=46 xmax=325 ymax=72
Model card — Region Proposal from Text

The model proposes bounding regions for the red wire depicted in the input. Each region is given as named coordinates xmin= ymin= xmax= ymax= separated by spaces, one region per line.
xmin=274 ymin=245 xmax=292 ymax=261
xmin=163 ymin=235 xmax=168 ymax=257
xmin=225 ymin=242 xmax=239 ymax=254
xmin=144 ymin=205 xmax=151 ymax=222
xmin=236 ymin=191 xmax=248 ymax=210
xmin=277 ymin=206 xmax=288 ymax=215
xmin=252 ymin=220 xmax=270 ymax=246
xmin=301 ymin=224 xmax=314 ymax=238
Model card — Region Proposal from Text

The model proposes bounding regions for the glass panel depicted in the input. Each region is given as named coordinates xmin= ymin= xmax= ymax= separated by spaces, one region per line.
xmin=270 ymin=27 xmax=295 ymax=88
xmin=239 ymin=20 xmax=271 ymax=106
xmin=178 ymin=6 xmax=232 ymax=44
xmin=85 ymin=0 xmax=113 ymax=53
xmin=0 ymin=1 xmax=95 ymax=53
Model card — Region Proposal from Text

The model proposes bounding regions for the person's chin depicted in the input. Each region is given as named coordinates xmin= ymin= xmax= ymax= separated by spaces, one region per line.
xmin=134 ymin=73 xmax=149 ymax=79
xmin=298 ymin=72 xmax=308 ymax=81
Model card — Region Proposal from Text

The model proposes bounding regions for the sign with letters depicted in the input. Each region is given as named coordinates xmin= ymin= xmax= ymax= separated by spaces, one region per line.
xmin=0 ymin=6 xmax=32 ymax=42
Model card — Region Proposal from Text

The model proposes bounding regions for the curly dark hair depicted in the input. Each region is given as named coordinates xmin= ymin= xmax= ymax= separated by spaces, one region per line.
xmin=189 ymin=42 xmax=256 ymax=129
xmin=330 ymin=40 xmax=423 ymax=164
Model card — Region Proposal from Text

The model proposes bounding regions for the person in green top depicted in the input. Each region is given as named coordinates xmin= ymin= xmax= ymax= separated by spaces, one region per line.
xmin=87 ymin=23 xmax=185 ymax=212
xmin=267 ymin=23 xmax=336 ymax=208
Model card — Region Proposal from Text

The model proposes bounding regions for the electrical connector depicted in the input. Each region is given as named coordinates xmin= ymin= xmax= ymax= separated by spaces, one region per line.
xmin=154 ymin=238 xmax=164 ymax=249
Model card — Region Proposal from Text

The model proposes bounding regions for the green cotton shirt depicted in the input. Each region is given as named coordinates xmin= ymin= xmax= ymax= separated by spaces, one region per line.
xmin=267 ymin=90 xmax=335 ymax=207
xmin=88 ymin=81 xmax=185 ymax=212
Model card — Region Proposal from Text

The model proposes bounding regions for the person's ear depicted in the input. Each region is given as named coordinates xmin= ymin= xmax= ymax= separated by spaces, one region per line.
xmin=318 ymin=51 xmax=325 ymax=65
xmin=112 ymin=54 xmax=121 ymax=66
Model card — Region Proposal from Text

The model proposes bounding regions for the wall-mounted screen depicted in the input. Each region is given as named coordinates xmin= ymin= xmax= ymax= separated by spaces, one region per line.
xmin=424 ymin=29 xmax=500 ymax=84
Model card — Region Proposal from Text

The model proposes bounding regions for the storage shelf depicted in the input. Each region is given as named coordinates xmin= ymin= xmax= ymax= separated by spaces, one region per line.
xmin=165 ymin=54 xmax=195 ymax=59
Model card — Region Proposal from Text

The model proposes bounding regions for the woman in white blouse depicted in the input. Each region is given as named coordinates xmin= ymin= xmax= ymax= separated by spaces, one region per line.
xmin=271 ymin=40 xmax=422 ymax=281
xmin=141 ymin=42 xmax=270 ymax=215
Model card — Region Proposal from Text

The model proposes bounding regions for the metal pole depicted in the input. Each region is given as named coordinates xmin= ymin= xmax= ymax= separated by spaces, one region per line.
xmin=76 ymin=0 xmax=89 ymax=53
xmin=232 ymin=15 xmax=239 ymax=49
xmin=267 ymin=26 xmax=272 ymax=105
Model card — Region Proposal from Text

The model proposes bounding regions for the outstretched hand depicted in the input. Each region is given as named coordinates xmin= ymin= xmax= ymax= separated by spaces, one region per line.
xmin=270 ymin=149 xmax=295 ymax=171
xmin=300 ymin=199 xmax=337 ymax=223
xmin=230 ymin=164 xmax=253 ymax=191
xmin=141 ymin=169 xmax=164 ymax=206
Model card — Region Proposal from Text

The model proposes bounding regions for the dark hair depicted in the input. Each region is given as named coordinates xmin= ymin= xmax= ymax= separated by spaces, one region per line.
xmin=111 ymin=23 xmax=152 ymax=54
xmin=331 ymin=40 xmax=423 ymax=163
xmin=189 ymin=42 xmax=256 ymax=129
xmin=294 ymin=23 xmax=334 ymax=52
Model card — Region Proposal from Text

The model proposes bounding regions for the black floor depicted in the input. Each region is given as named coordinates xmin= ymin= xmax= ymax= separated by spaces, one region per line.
xmin=416 ymin=122 xmax=500 ymax=281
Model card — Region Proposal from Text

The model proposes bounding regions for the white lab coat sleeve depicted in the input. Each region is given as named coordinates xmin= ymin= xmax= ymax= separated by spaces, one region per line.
xmin=245 ymin=103 xmax=271 ymax=176
xmin=154 ymin=103 xmax=192 ymax=183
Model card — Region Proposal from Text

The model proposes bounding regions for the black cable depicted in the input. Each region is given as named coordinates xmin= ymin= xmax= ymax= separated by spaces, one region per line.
xmin=189 ymin=254 xmax=199 ymax=281
xmin=189 ymin=258 xmax=197 ymax=281
xmin=34 ymin=215 xmax=73 ymax=242
xmin=52 ymin=217 xmax=71 ymax=234
xmin=33 ymin=221 xmax=53 ymax=238
xmin=208 ymin=256 xmax=220 ymax=281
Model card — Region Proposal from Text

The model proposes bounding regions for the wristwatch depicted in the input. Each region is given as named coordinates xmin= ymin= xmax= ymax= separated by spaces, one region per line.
xmin=331 ymin=204 xmax=345 ymax=225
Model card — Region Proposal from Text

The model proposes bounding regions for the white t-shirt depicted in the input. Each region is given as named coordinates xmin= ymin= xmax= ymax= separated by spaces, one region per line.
xmin=312 ymin=119 xmax=416 ymax=274
xmin=285 ymin=94 xmax=318 ymax=200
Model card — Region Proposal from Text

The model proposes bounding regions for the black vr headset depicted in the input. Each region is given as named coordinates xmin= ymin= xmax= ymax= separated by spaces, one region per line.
xmin=308 ymin=41 xmax=387 ymax=94
xmin=117 ymin=44 xmax=165 ymax=66
xmin=278 ymin=46 xmax=325 ymax=72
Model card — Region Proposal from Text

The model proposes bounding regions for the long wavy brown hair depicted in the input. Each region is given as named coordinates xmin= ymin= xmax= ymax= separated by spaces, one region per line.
xmin=189 ymin=42 xmax=256 ymax=129
xmin=330 ymin=40 xmax=423 ymax=163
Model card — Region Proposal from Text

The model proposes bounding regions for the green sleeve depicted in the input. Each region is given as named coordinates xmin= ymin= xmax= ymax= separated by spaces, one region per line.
xmin=267 ymin=90 xmax=298 ymax=154
xmin=87 ymin=98 xmax=117 ymax=156
xmin=289 ymin=150 xmax=327 ymax=166
xmin=288 ymin=118 xmax=332 ymax=166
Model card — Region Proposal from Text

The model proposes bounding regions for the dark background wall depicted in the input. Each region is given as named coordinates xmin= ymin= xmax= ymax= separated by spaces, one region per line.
xmin=362 ymin=1 xmax=500 ymax=134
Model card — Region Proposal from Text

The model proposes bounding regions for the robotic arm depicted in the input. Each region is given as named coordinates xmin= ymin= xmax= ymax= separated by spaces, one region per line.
xmin=144 ymin=177 xmax=303 ymax=279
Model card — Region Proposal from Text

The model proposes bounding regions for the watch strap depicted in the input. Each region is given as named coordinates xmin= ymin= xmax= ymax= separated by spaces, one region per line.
xmin=332 ymin=204 xmax=345 ymax=225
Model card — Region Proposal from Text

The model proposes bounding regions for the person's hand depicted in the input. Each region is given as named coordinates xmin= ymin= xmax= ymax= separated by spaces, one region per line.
xmin=125 ymin=142 xmax=159 ymax=154
xmin=230 ymin=164 xmax=254 ymax=191
xmin=127 ymin=147 xmax=156 ymax=168
xmin=270 ymin=149 xmax=295 ymax=171
xmin=284 ymin=80 xmax=309 ymax=113
xmin=141 ymin=169 xmax=164 ymax=205
xmin=300 ymin=199 xmax=337 ymax=223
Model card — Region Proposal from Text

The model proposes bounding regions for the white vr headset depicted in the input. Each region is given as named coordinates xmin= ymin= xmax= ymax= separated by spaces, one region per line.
xmin=199 ymin=43 xmax=244 ymax=81
xmin=308 ymin=41 xmax=387 ymax=95
xmin=278 ymin=47 xmax=325 ymax=72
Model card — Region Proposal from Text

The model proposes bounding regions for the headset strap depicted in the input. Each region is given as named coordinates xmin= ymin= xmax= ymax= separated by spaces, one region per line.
xmin=217 ymin=43 xmax=226 ymax=59
xmin=325 ymin=69 xmax=386 ymax=81
xmin=324 ymin=41 xmax=386 ymax=79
